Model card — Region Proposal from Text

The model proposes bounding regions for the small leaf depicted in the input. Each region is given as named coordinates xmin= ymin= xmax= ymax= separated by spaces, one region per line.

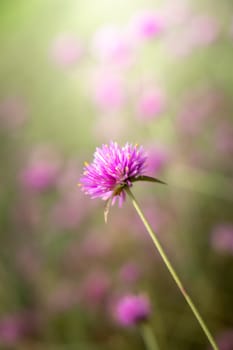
xmin=131 ymin=175 xmax=167 ymax=185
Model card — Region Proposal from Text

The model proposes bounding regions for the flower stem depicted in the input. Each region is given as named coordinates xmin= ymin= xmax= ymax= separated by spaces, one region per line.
xmin=125 ymin=187 xmax=219 ymax=350
xmin=140 ymin=323 xmax=160 ymax=350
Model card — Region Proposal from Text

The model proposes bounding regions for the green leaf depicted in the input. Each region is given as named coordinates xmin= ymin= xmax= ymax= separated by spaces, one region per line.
xmin=131 ymin=176 xmax=167 ymax=185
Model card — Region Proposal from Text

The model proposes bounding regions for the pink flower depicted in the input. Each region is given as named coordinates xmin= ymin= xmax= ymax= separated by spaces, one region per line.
xmin=114 ymin=293 xmax=151 ymax=327
xmin=90 ymin=70 xmax=126 ymax=112
xmin=211 ymin=223 xmax=233 ymax=254
xmin=79 ymin=142 xmax=147 ymax=206
xmin=177 ymin=87 xmax=224 ymax=135
xmin=79 ymin=230 xmax=112 ymax=260
xmin=146 ymin=145 xmax=170 ymax=175
xmin=0 ymin=96 xmax=28 ymax=130
xmin=136 ymin=87 xmax=166 ymax=121
xmin=47 ymin=283 xmax=80 ymax=312
xmin=214 ymin=330 xmax=233 ymax=350
xmin=159 ymin=0 xmax=191 ymax=27
xmin=79 ymin=270 xmax=111 ymax=307
xmin=20 ymin=146 xmax=61 ymax=192
xmin=50 ymin=192 xmax=87 ymax=230
xmin=189 ymin=15 xmax=220 ymax=47
xmin=165 ymin=14 xmax=219 ymax=58
xmin=214 ymin=121 xmax=233 ymax=156
xmin=0 ymin=312 xmax=38 ymax=346
xmin=92 ymin=25 xmax=134 ymax=67
xmin=51 ymin=34 xmax=83 ymax=67
xmin=118 ymin=261 xmax=141 ymax=284
xmin=129 ymin=10 xmax=164 ymax=40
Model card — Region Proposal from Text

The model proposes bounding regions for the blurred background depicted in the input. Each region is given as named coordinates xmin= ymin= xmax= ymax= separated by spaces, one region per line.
xmin=0 ymin=0 xmax=233 ymax=349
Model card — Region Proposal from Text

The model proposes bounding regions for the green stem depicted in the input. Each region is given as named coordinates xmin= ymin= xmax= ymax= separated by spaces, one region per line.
xmin=125 ymin=187 xmax=219 ymax=350
xmin=140 ymin=323 xmax=160 ymax=350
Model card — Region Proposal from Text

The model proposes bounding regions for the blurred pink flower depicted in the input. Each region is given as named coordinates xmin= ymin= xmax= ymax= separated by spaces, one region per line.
xmin=159 ymin=0 xmax=191 ymax=27
xmin=47 ymin=283 xmax=80 ymax=312
xmin=0 ymin=96 xmax=28 ymax=130
xmin=0 ymin=315 xmax=21 ymax=345
xmin=118 ymin=261 xmax=141 ymax=284
xmin=177 ymin=88 xmax=224 ymax=135
xmin=50 ymin=192 xmax=87 ymax=230
xmin=79 ymin=231 xmax=112 ymax=260
xmin=114 ymin=293 xmax=151 ymax=327
xmin=92 ymin=25 xmax=134 ymax=67
xmin=16 ymin=246 xmax=42 ymax=282
xmin=165 ymin=14 xmax=219 ymax=58
xmin=214 ymin=330 xmax=233 ymax=350
xmin=51 ymin=34 xmax=83 ymax=67
xmin=57 ymin=158 xmax=81 ymax=194
xmin=189 ymin=15 xmax=220 ymax=47
xmin=136 ymin=86 xmax=166 ymax=121
xmin=129 ymin=10 xmax=164 ymax=40
xmin=146 ymin=144 xmax=170 ymax=176
xmin=0 ymin=312 xmax=37 ymax=346
xmin=90 ymin=69 xmax=126 ymax=111
xmin=79 ymin=270 xmax=111 ymax=307
xmin=211 ymin=223 xmax=233 ymax=254
xmin=214 ymin=121 xmax=233 ymax=156
xmin=12 ymin=196 xmax=41 ymax=229
xmin=20 ymin=146 xmax=61 ymax=192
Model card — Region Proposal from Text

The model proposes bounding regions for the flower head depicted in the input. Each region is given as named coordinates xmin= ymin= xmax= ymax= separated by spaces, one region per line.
xmin=79 ymin=142 xmax=147 ymax=206
xmin=114 ymin=293 xmax=151 ymax=327
xmin=79 ymin=142 xmax=165 ymax=221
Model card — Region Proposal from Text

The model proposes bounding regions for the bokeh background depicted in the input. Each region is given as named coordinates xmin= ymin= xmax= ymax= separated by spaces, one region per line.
xmin=0 ymin=0 xmax=233 ymax=349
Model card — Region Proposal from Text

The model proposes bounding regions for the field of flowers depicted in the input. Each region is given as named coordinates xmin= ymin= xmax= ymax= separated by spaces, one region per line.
xmin=0 ymin=0 xmax=233 ymax=349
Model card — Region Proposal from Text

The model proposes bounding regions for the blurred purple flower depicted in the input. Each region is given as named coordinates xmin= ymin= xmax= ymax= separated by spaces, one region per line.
xmin=51 ymin=34 xmax=83 ymax=67
xmin=79 ymin=230 xmax=112 ymax=260
xmin=92 ymin=25 xmax=134 ymax=67
xmin=0 ymin=96 xmax=28 ymax=130
xmin=214 ymin=121 xmax=233 ymax=156
xmin=79 ymin=142 xmax=147 ymax=206
xmin=50 ymin=192 xmax=88 ymax=230
xmin=129 ymin=10 xmax=164 ymax=40
xmin=79 ymin=270 xmax=111 ymax=307
xmin=211 ymin=223 xmax=233 ymax=254
xmin=165 ymin=14 xmax=219 ymax=58
xmin=0 ymin=312 xmax=37 ymax=346
xmin=177 ymin=87 xmax=224 ymax=135
xmin=114 ymin=293 xmax=151 ymax=326
xmin=57 ymin=158 xmax=81 ymax=194
xmin=0 ymin=315 xmax=21 ymax=345
xmin=214 ymin=329 xmax=233 ymax=350
xmin=21 ymin=162 xmax=58 ymax=191
xmin=136 ymin=86 xmax=166 ymax=121
xmin=12 ymin=196 xmax=41 ymax=229
xmin=118 ymin=261 xmax=142 ymax=284
xmin=47 ymin=283 xmax=80 ymax=313
xmin=189 ymin=15 xmax=220 ymax=47
xmin=20 ymin=146 xmax=61 ymax=192
xmin=159 ymin=0 xmax=191 ymax=27
xmin=146 ymin=145 xmax=170 ymax=176
xmin=90 ymin=70 xmax=126 ymax=112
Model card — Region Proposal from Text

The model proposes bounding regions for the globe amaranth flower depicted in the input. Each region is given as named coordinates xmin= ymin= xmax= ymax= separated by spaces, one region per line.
xmin=79 ymin=141 xmax=146 ymax=204
xmin=114 ymin=293 xmax=151 ymax=327
xmin=79 ymin=141 xmax=165 ymax=221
